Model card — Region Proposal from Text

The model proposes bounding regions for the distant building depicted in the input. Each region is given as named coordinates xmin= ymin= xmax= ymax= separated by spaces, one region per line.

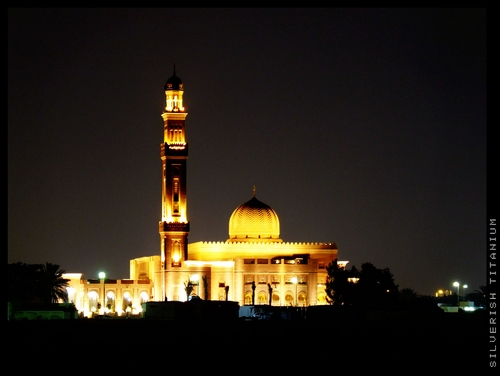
xmin=64 ymin=68 xmax=344 ymax=317
xmin=435 ymin=289 xmax=453 ymax=297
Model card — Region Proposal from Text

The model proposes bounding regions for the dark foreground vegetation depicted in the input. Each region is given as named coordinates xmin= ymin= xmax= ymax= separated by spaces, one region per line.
xmin=7 ymin=308 xmax=487 ymax=370
xmin=8 ymin=261 xmax=489 ymax=370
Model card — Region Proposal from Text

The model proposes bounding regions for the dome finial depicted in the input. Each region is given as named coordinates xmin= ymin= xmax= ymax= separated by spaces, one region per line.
xmin=253 ymin=185 xmax=256 ymax=197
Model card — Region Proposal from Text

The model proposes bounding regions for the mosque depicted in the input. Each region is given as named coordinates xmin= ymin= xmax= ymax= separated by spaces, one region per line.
xmin=64 ymin=68 xmax=345 ymax=317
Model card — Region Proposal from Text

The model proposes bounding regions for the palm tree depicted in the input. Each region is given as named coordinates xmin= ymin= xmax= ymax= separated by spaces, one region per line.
xmin=8 ymin=262 xmax=40 ymax=302
xmin=474 ymin=285 xmax=486 ymax=296
xmin=37 ymin=262 xmax=70 ymax=304
xmin=184 ymin=281 xmax=194 ymax=301
xmin=202 ymin=275 xmax=208 ymax=300
xmin=467 ymin=285 xmax=487 ymax=308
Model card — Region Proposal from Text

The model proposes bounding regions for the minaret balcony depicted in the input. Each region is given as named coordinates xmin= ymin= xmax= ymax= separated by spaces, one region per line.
xmin=159 ymin=221 xmax=190 ymax=232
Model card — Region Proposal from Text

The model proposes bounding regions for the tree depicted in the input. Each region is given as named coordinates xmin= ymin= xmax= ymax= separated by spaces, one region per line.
xmin=354 ymin=262 xmax=399 ymax=309
xmin=474 ymin=285 xmax=486 ymax=296
xmin=325 ymin=259 xmax=359 ymax=306
xmin=251 ymin=281 xmax=256 ymax=305
xmin=325 ymin=259 xmax=399 ymax=309
xmin=398 ymin=288 xmax=419 ymax=306
xmin=8 ymin=262 xmax=40 ymax=302
xmin=37 ymin=262 xmax=70 ymax=304
xmin=184 ymin=281 xmax=194 ymax=301
xmin=8 ymin=262 xmax=69 ymax=304
xmin=465 ymin=285 xmax=487 ymax=308
xmin=202 ymin=275 xmax=208 ymax=300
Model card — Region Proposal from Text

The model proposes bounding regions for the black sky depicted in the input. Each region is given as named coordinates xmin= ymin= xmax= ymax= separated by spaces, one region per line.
xmin=8 ymin=8 xmax=487 ymax=296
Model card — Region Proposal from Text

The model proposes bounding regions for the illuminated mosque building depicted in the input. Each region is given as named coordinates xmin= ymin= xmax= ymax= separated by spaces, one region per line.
xmin=64 ymin=68 xmax=344 ymax=317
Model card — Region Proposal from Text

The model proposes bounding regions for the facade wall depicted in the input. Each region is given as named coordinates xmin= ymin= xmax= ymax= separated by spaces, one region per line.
xmin=64 ymin=240 xmax=338 ymax=317
xmin=123 ymin=240 xmax=338 ymax=307
xmin=63 ymin=275 xmax=154 ymax=318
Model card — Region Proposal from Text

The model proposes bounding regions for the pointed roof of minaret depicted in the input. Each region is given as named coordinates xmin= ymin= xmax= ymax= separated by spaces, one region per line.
xmin=164 ymin=64 xmax=183 ymax=91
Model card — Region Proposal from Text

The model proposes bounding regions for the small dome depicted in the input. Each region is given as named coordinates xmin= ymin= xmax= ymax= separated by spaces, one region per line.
xmin=228 ymin=196 xmax=281 ymax=242
xmin=164 ymin=66 xmax=183 ymax=91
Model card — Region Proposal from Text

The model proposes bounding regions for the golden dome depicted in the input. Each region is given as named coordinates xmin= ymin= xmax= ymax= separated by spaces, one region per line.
xmin=228 ymin=195 xmax=281 ymax=242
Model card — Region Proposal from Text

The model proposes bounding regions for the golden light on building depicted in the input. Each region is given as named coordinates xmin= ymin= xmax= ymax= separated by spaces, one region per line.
xmin=337 ymin=261 xmax=349 ymax=269
xmin=60 ymin=68 xmax=344 ymax=316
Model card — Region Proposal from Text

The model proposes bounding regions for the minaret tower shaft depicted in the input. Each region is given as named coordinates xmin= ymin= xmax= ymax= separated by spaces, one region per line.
xmin=159 ymin=66 xmax=189 ymax=296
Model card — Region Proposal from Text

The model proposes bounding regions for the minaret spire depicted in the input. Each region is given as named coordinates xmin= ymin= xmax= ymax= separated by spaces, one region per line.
xmin=253 ymin=185 xmax=256 ymax=197
xmin=159 ymin=67 xmax=189 ymax=301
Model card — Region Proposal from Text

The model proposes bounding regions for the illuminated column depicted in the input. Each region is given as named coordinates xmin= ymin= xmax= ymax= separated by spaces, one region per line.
xmin=310 ymin=277 xmax=317 ymax=306
xmin=453 ymin=282 xmax=460 ymax=309
xmin=99 ymin=271 xmax=106 ymax=314
xmin=159 ymin=67 xmax=190 ymax=301
xmin=291 ymin=276 xmax=298 ymax=306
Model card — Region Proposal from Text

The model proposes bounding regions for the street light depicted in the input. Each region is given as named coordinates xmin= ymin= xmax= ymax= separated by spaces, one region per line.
xmin=99 ymin=271 xmax=106 ymax=314
xmin=291 ymin=276 xmax=298 ymax=307
xmin=453 ymin=281 xmax=459 ymax=310
xmin=462 ymin=284 xmax=468 ymax=308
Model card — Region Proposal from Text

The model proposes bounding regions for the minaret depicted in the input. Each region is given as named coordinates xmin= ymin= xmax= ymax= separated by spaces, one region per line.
xmin=159 ymin=66 xmax=189 ymax=300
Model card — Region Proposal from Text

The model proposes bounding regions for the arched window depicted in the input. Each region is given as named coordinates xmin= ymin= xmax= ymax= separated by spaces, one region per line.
xmin=244 ymin=291 xmax=252 ymax=305
xmin=88 ymin=291 xmax=98 ymax=313
xmin=285 ymin=292 xmax=294 ymax=306
xmin=272 ymin=292 xmax=280 ymax=306
xmin=298 ymin=291 xmax=307 ymax=306
xmin=123 ymin=292 xmax=132 ymax=312
xmin=105 ymin=291 xmax=116 ymax=312
xmin=66 ymin=286 xmax=76 ymax=304
xmin=257 ymin=291 xmax=267 ymax=305
xmin=317 ymin=292 xmax=327 ymax=305
xmin=140 ymin=291 xmax=149 ymax=304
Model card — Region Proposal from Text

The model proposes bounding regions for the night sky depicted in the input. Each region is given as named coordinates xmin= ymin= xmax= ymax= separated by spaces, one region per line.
xmin=8 ymin=8 xmax=487 ymax=296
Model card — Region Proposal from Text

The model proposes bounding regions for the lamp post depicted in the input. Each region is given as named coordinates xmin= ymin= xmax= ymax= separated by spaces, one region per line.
xmin=462 ymin=284 xmax=468 ymax=308
xmin=99 ymin=272 xmax=106 ymax=314
xmin=453 ymin=281 xmax=459 ymax=310
xmin=291 ymin=276 xmax=298 ymax=307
